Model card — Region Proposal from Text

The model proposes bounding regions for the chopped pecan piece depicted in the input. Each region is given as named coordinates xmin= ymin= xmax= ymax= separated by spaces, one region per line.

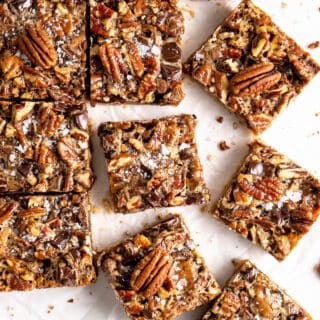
xmin=124 ymin=41 xmax=144 ymax=77
xmin=57 ymin=138 xmax=81 ymax=170
xmin=0 ymin=202 xmax=18 ymax=224
xmin=18 ymin=24 xmax=57 ymax=69
xmin=0 ymin=56 xmax=23 ymax=80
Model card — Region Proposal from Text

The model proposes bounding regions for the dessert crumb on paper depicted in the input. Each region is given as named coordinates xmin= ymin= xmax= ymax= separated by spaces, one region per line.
xmin=47 ymin=305 xmax=55 ymax=314
xmin=219 ymin=141 xmax=230 ymax=151
xmin=308 ymin=41 xmax=320 ymax=49
xmin=216 ymin=116 xmax=224 ymax=123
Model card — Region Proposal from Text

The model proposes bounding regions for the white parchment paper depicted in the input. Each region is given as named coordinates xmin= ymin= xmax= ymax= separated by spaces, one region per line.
xmin=1 ymin=0 xmax=320 ymax=319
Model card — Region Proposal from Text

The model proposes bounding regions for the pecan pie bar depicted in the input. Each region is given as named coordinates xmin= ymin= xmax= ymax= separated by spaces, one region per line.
xmin=98 ymin=214 xmax=221 ymax=320
xmin=184 ymin=0 xmax=320 ymax=134
xmin=90 ymin=0 xmax=185 ymax=105
xmin=212 ymin=140 xmax=320 ymax=261
xmin=0 ymin=193 xmax=96 ymax=291
xmin=98 ymin=114 xmax=210 ymax=213
xmin=0 ymin=101 xmax=93 ymax=193
xmin=202 ymin=260 xmax=311 ymax=319
xmin=0 ymin=0 xmax=87 ymax=101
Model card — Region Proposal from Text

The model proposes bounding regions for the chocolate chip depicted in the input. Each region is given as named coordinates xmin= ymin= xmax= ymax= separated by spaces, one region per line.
xmin=17 ymin=161 xmax=33 ymax=177
xmin=162 ymin=42 xmax=181 ymax=62
xmin=75 ymin=111 xmax=88 ymax=130
xmin=52 ymin=231 xmax=70 ymax=250
xmin=161 ymin=64 xmax=180 ymax=80
xmin=243 ymin=267 xmax=257 ymax=282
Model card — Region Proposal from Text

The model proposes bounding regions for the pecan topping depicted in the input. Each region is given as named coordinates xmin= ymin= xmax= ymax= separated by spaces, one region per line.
xmin=195 ymin=64 xmax=212 ymax=86
xmin=0 ymin=56 xmax=23 ymax=80
xmin=290 ymin=209 xmax=313 ymax=233
xmin=219 ymin=291 xmax=241 ymax=317
xmin=18 ymin=24 xmax=57 ymax=69
xmin=238 ymin=175 xmax=284 ymax=201
xmin=124 ymin=41 xmax=144 ymax=77
xmin=57 ymin=138 xmax=81 ymax=169
xmin=17 ymin=207 xmax=46 ymax=218
xmin=0 ymin=202 xmax=18 ymax=224
xmin=230 ymin=62 xmax=281 ymax=96
xmin=130 ymin=248 xmax=173 ymax=297
xmin=98 ymin=43 xmax=125 ymax=83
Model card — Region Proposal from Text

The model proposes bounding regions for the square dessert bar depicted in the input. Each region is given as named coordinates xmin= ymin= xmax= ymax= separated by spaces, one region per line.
xmin=202 ymin=260 xmax=311 ymax=319
xmin=98 ymin=214 xmax=221 ymax=320
xmin=0 ymin=193 xmax=96 ymax=291
xmin=0 ymin=0 xmax=87 ymax=101
xmin=212 ymin=140 xmax=320 ymax=261
xmin=98 ymin=114 xmax=210 ymax=213
xmin=184 ymin=0 xmax=320 ymax=134
xmin=90 ymin=0 xmax=185 ymax=105
xmin=0 ymin=101 xmax=93 ymax=193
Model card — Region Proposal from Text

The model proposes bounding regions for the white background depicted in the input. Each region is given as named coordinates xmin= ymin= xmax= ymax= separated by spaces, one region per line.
xmin=1 ymin=0 xmax=320 ymax=319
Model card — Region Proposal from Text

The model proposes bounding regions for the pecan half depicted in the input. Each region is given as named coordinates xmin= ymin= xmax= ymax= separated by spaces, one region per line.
xmin=17 ymin=207 xmax=46 ymax=218
xmin=230 ymin=62 xmax=281 ymax=96
xmin=0 ymin=202 xmax=18 ymax=224
xmin=130 ymin=248 xmax=173 ymax=297
xmin=18 ymin=24 xmax=57 ymax=69
xmin=124 ymin=41 xmax=144 ymax=77
xmin=238 ymin=175 xmax=284 ymax=201
xmin=57 ymin=138 xmax=81 ymax=169
xmin=99 ymin=43 xmax=125 ymax=83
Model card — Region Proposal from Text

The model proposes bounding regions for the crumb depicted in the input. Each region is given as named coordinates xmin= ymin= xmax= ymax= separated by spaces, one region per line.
xmin=67 ymin=298 xmax=74 ymax=303
xmin=216 ymin=116 xmax=224 ymax=123
xmin=207 ymin=154 xmax=214 ymax=161
xmin=316 ymin=263 xmax=320 ymax=275
xmin=103 ymin=198 xmax=112 ymax=214
xmin=7 ymin=306 xmax=14 ymax=318
xmin=231 ymin=141 xmax=236 ymax=146
xmin=200 ymin=205 xmax=208 ymax=213
xmin=180 ymin=5 xmax=195 ymax=18
xmin=93 ymin=205 xmax=101 ymax=214
xmin=219 ymin=141 xmax=230 ymax=151
xmin=88 ymin=117 xmax=94 ymax=135
xmin=231 ymin=258 xmax=241 ymax=267
xmin=316 ymin=112 xmax=320 ymax=117
xmin=307 ymin=41 xmax=320 ymax=49
xmin=47 ymin=305 xmax=54 ymax=314
xmin=119 ymin=219 xmax=123 ymax=224
xmin=233 ymin=122 xmax=239 ymax=130
xmin=89 ymin=291 xmax=93 ymax=295
xmin=281 ymin=2 xmax=287 ymax=8
xmin=122 ymin=104 xmax=128 ymax=109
